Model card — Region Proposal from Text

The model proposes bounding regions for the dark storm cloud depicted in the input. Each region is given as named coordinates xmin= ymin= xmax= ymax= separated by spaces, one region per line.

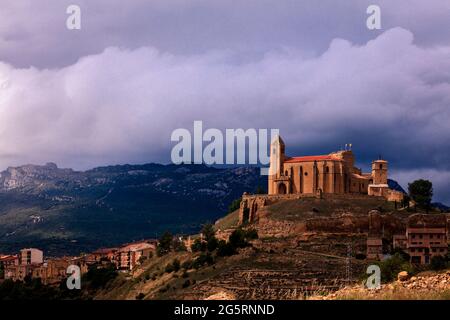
xmin=1 ymin=0 xmax=449 ymax=68
xmin=0 ymin=1 xmax=449 ymax=203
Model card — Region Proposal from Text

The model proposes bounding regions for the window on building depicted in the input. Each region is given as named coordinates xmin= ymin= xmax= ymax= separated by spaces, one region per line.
xmin=304 ymin=172 xmax=308 ymax=176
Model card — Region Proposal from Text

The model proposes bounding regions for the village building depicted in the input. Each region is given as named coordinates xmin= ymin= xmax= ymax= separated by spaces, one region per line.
xmin=18 ymin=248 xmax=43 ymax=265
xmin=85 ymin=247 xmax=119 ymax=266
xmin=0 ymin=255 xmax=18 ymax=270
xmin=366 ymin=238 xmax=384 ymax=260
xmin=117 ymin=241 xmax=156 ymax=271
xmin=406 ymin=214 xmax=448 ymax=264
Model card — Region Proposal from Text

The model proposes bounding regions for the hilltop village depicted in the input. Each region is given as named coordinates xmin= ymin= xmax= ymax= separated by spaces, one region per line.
xmin=0 ymin=138 xmax=448 ymax=299
xmin=239 ymin=136 xmax=448 ymax=265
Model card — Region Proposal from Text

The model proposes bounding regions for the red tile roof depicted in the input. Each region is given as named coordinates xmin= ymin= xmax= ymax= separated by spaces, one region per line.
xmin=284 ymin=155 xmax=341 ymax=163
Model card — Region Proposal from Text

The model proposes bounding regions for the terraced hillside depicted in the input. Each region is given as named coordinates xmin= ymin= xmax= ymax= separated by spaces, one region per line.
xmin=95 ymin=195 xmax=404 ymax=300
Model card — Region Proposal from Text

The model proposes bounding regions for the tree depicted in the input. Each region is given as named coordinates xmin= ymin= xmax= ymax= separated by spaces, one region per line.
xmin=229 ymin=228 xmax=248 ymax=248
xmin=193 ymin=252 xmax=214 ymax=269
xmin=172 ymin=237 xmax=187 ymax=252
xmin=191 ymin=238 xmax=206 ymax=252
xmin=157 ymin=231 xmax=173 ymax=256
xmin=376 ymin=253 xmax=414 ymax=283
xmin=172 ymin=258 xmax=181 ymax=272
xmin=408 ymin=179 xmax=433 ymax=211
xmin=201 ymin=223 xmax=216 ymax=242
xmin=207 ymin=237 xmax=219 ymax=252
xmin=217 ymin=240 xmax=235 ymax=257
xmin=401 ymin=194 xmax=411 ymax=209
xmin=244 ymin=228 xmax=259 ymax=240
xmin=430 ymin=255 xmax=447 ymax=271
xmin=83 ymin=263 xmax=118 ymax=289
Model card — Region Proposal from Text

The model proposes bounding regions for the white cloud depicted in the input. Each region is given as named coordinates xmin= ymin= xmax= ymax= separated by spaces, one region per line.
xmin=0 ymin=28 xmax=449 ymax=201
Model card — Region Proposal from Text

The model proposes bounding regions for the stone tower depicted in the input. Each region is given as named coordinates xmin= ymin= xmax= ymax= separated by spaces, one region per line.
xmin=268 ymin=135 xmax=285 ymax=194
xmin=371 ymin=159 xmax=388 ymax=185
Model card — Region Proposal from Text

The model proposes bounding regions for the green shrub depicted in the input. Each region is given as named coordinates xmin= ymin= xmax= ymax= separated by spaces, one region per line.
xmin=217 ymin=240 xmax=236 ymax=257
xmin=376 ymin=253 xmax=414 ymax=283
xmin=207 ymin=237 xmax=219 ymax=252
xmin=244 ymin=228 xmax=258 ymax=240
xmin=173 ymin=238 xmax=187 ymax=252
xmin=191 ymin=238 xmax=207 ymax=252
xmin=172 ymin=258 xmax=181 ymax=272
xmin=430 ymin=255 xmax=447 ymax=271
xmin=157 ymin=231 xmax=173 ymax=256
xmin=182 ymin=279 xmax=191 ymax=288
xmin=229 ymin=228 xmax=248 ymax=248
xmin=135 ymin=293 xmax=145 ymax=300
xmin=165 ymin=263 xmax=174 ymax=273
xmin=193 ymin=252 xmax=214 ymax=269
xmin=181 ymin=259 xmax=193 ymax=270
xmin=83 ymin=263 xmax=118 ymax=289
xmin=390 ymin=247 xmax=410 ymax=261
xmin=201 ymin=223 xmax=216 ymax=242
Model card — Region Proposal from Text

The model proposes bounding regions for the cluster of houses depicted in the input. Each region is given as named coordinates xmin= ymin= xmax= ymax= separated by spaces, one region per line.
xmin=0 ymin=239 xmax=158 ymax=285
xmin=1 ymin=212 xmax=447 ymax=286
xmin=367 ymin=213 xmax=449 ymax=264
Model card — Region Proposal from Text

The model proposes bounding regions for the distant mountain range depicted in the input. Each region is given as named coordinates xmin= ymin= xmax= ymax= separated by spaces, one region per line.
xmin=387 ymin=179 xmax=406 ymax=194
xmin=0 ymin=162 xmax=265 ymax=256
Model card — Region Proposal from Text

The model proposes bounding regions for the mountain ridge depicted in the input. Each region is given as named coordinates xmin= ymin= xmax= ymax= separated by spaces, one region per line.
xmin=0 ymin=162 xmax=265 ymax=256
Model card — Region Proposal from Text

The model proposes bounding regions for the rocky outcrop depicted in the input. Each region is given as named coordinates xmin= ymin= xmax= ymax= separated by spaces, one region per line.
xmin=312 ymin=270 xmax=450 ymax=300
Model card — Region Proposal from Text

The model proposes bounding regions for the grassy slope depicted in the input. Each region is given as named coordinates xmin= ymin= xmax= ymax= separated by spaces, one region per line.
xmin=93 ymin=197 xmax=447 ymax=300
xmin=214 ymin=209 xmax=239 ymax=230
xmin=266 ymin=196 xmax=396 ymax=221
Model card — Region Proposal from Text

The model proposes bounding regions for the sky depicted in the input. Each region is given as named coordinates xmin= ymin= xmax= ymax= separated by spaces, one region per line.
xmin=0 ymin=0 xmax=449 ymax=203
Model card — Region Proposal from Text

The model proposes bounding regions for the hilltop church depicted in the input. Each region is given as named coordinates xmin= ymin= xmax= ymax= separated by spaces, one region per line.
xmin=268 ymin=135 xmax=403 ymax=201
